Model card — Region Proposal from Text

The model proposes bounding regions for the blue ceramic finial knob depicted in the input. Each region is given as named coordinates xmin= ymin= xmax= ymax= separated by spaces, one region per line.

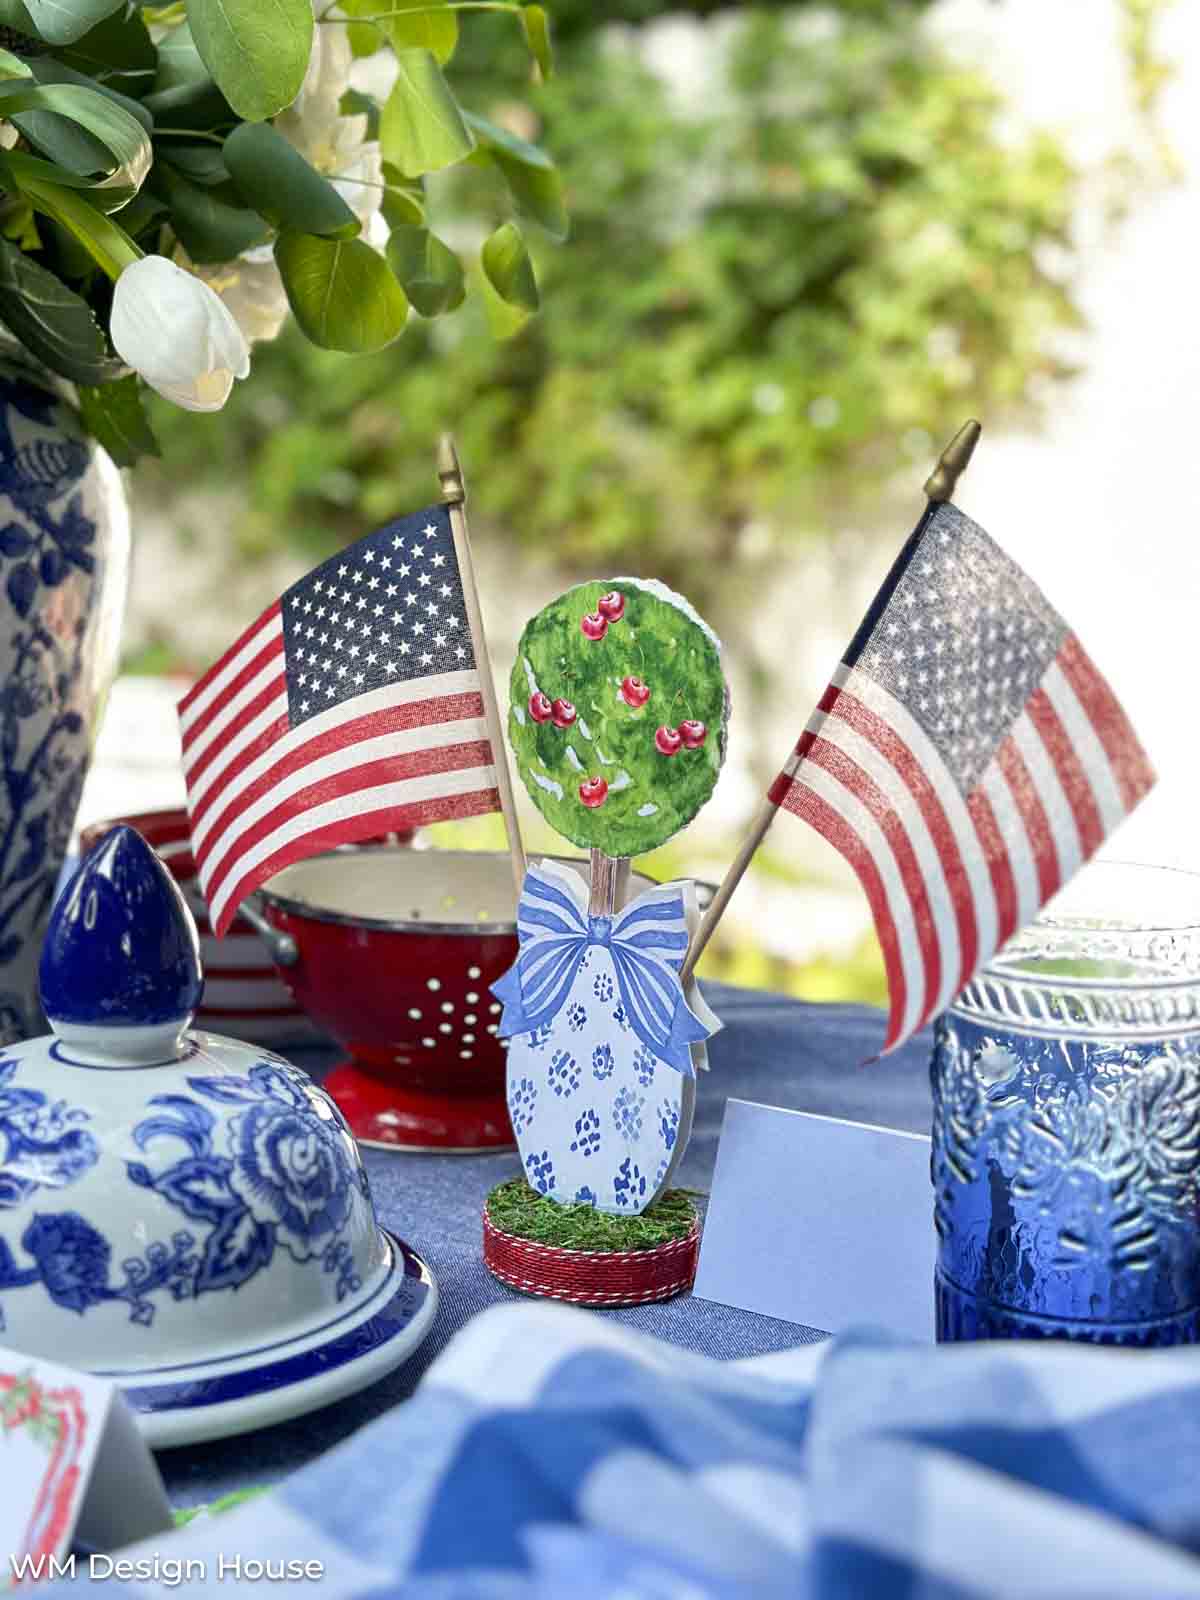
xmin=40 ymin=824 xmax=203 ymax=1064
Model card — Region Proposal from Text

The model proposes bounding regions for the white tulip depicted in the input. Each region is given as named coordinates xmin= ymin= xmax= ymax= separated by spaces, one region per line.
xmin=110 ymin=256 xmax=251 ymax=413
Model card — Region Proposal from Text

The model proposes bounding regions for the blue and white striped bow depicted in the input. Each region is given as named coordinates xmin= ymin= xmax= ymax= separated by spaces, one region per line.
xmin=491 ymin=861 xmax=716 ymax=1076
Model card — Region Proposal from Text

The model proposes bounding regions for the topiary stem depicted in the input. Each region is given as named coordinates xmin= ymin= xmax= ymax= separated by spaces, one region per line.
xmin=588 ymin=848 xmax=630 ymax=915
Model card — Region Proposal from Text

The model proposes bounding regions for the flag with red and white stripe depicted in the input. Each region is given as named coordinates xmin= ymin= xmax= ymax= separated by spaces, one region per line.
xmin=180 ymin=504 xmax=500 ymax=935
xmin=771 ymin=500 xmax=1154 ymax=1053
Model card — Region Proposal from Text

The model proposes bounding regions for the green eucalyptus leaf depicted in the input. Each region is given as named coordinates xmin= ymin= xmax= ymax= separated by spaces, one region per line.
xmin=464 ymin=111 xmax=566 ymax=241
xmin=224 ymin=122 xmax=359 ymax=239
xmin=274 ymin=231 xmax=408 ymax=353
xmin=481 ymin=219 xmax=537 ymax=312
xmin=53 ymin=7 xmax=156 ymax=97
xmin=0 ymin=78 xmax=151 ymax=197
xmin=379 ymin=48 xmax=474 ymax=179
xmin=185 ymin=0 xmax=312 ymax=123
xmin=342 ymin=15 xmax=379 ymax=59
xmin=379 ymin=158 xmax=423 ymax=227
xmin=153 ymin=19 xmax=209 ymax=94
xmin=22 ymin=0 xmax=124 ymax=47
xmin=478 ymin=265 xmax=527 ymax=340
xmin=29 ymin=56 xmax=153 ymax=129
xmin=385 ymin=224 xmax=463 ymax=317
xmin=0 ymin=237 xmax=122 ymax=383
xmin=114 ymin=184 xmax=166 ymax=241
xmin=14 ymin=58 xmax=152 ymax=187
xmin=521 ymin=5 xmax=552 ymax=80
xmin=160 ymin=142 xmax=228 ymax=185
xmin=78 ymin=374 xmax=159 ymax=467
xmin=12 ymin=169 xmax=139 ymax=277
xmin=0 ymin=47 xmax=33 ymax=78
xmin=0 ymin=142 xmax=131 ymax=211
xmin=387 ymin=0 xmax=457 ymax=66
xmin=381 ymin=186 xmax=422 ymax=228
xmin=339 ymin=86 xmax=379 ymax=142
xmin=9 ymin=99 xmax=111 ymax=180
xmin=157 ymin=163 xmax=270 ymax=263
xmin=143 ymin=73 xmax=233 ymax=131
xmin=340 ymin=0 xmax=456 ymax=66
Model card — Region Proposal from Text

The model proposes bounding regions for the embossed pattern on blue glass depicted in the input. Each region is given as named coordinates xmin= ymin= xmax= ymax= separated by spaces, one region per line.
xmin=932 ymin=1015 xmax=1200 ymax=1344
xmin=932 ymin=863 xmax=1200 ymax=1348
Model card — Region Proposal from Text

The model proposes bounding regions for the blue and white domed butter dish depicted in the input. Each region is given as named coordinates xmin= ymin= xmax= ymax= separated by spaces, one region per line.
xmin=0 ymin=826 xmax=437 ymax=1448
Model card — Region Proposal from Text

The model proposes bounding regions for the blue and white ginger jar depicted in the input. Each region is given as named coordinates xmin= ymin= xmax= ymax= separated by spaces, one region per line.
xmin=0 ymin=827 xmax=431 ymax=1445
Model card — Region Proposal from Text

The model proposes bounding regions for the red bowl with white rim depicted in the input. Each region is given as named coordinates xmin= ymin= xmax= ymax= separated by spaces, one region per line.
xmin=254 ymin=850 xmax=665 ymax=1152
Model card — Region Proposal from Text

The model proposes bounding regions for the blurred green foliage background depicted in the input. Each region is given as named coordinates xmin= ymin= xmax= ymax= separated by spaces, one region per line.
xmin=128 ymin=0 xmax=1170 ymax=1009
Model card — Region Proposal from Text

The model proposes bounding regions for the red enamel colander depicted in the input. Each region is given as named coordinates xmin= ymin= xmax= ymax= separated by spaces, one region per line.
xmin=251 ymin=850 xmax=676 ymax=1153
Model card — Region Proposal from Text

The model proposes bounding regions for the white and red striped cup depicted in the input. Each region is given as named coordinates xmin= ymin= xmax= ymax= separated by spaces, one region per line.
xmin=78 ymin=808 xmax=325 ymax=1048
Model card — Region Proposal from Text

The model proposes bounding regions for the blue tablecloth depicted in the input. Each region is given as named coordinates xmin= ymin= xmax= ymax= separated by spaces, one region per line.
xmin=158 ymin=986 xmax=931 ymax=1506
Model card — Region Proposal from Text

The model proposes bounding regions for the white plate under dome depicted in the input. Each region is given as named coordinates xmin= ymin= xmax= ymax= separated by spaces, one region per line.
xmin=111 ymin=1229 xmax=436 ymax=1449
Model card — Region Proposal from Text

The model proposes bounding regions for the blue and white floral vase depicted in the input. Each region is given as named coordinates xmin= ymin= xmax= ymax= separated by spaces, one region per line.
xmin=0 ymin=354 xmax=129 ymax=1044
xmin=493 ymin=859 xmax=720 ymax=1213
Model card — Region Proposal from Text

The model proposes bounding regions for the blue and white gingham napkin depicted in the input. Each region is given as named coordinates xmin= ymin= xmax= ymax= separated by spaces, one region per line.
xmin=63 ymin=1305 xmax=1200 ymax=1598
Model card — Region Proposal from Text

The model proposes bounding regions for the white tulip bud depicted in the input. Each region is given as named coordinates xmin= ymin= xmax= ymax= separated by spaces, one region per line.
xmin=110 ymin=256 xmax=251 ymax=413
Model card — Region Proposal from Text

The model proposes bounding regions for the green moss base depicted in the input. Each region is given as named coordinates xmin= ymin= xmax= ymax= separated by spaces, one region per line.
xmin=486 ymin=1179 xmax=697 ymax=1251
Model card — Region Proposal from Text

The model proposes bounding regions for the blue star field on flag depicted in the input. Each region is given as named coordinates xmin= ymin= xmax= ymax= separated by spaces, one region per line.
xmin=280 ymin=504 xmax=477 ymax=728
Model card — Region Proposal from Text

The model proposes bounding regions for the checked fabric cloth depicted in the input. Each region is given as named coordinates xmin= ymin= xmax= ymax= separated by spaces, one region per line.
xmin=59 ymin=1300 xmax=1200 ymax=1599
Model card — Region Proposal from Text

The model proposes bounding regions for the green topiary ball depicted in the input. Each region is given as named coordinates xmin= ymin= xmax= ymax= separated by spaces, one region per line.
xmin=508 ymin=577 xmax=728 ymax=855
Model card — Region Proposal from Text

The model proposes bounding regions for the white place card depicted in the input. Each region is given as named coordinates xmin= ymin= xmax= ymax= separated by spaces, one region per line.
xmin=0 ymin=1351 xmax=172 ymax=1588
xmin=693 ymin=1098 xmax=936 ymax=1341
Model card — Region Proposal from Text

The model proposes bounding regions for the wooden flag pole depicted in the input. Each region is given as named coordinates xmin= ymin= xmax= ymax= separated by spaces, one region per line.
xmin=437 ymin=433 xmax=528 ymax=899
xmin=678 ymin=419 xmax=982 ymax=986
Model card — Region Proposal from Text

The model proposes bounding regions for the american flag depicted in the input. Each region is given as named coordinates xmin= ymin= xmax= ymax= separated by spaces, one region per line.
xmin=772 ymin=501 xmax=1154 ymax=1053
xmin=180 ymin=504 xmax=500 ymax=936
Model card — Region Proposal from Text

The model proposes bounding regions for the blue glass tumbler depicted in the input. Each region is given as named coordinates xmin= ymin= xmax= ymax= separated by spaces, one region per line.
xmin=932 ymin=861 xmax=1200 ymax=1346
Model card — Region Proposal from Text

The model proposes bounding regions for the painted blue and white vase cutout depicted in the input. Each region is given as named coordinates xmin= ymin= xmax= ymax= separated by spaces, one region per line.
xmin=0 ymin=824 xmax=437 ymax=1446
xmin=0 ymin=355 xmax=130 ymax=1046
xmin=493 ymin=859 xmax=720 ymax=1214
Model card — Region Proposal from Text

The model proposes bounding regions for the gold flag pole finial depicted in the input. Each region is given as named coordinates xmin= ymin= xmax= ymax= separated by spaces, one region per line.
xmin=923 ymin=419 xmax=982 ymax=504
xmin=437 ymin=432 xmax=465 ymax=505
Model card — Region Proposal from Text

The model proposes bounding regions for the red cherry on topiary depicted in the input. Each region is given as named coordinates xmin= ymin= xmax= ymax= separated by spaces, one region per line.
xmin=678 ymin=719 xmax=707 ymax=749
xmin=579 ymin=776 xmax=608 ymax=808
xmin=597 ymin=591 xmax=625 ymax=622
xmin=551 ymin=698 xmax=577 ymax=728
xmin=581 ymin=612 xmax=608 ymax=641
xmin=620 ymin=675 xmax=650 ymax=708
xmin=529 ymin=691 xmax=553 ymax=723
xmin=655 ymin=725 xmax=683 ymax=756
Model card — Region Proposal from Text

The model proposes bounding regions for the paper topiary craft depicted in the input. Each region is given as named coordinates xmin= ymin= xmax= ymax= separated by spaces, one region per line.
xmin=490 ymin=575 xmax=727 ymax=1247
xmin=507 ymin=578 xmax=728 ymax=857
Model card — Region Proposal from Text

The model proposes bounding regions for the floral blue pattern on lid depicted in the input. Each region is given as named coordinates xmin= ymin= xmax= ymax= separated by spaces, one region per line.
xmin=39 ymin=824 xmax=202 ymax=1036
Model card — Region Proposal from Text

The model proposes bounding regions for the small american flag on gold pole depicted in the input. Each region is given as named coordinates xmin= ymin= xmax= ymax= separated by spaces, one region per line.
xmin=180 ymin=440 xmax=526 ymax=936
xmin=682 ymin=422 xmax=1155 ymax=1053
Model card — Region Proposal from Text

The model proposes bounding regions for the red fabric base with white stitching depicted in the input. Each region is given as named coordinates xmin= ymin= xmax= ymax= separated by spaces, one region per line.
xmin=482 ymin=1206 xmax=700 ymax=1307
